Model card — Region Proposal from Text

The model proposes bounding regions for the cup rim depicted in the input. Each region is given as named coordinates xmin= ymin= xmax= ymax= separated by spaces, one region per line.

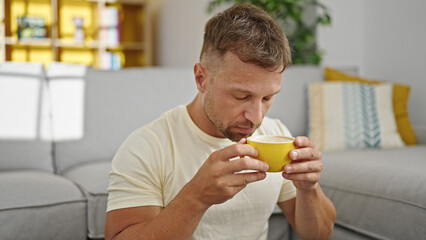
xmin=247 ymin=135 xmax=295 ymax=143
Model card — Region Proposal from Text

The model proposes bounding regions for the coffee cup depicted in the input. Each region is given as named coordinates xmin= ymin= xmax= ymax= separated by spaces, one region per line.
xmin=247 ymin=135 xmax=296 ymax=172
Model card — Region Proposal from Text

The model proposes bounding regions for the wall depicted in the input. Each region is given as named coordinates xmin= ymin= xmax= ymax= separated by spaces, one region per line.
xmin=317 ymin=0 xmax=365 ymax=74
xmin=318 ymin=0 xmax=426 ymax=132
xmin=363 ymin=0 xmax=426 ymax=133
xmin=156 ymin=0 xmax=426 ymax=134
xmin=156 ymin=0 xmax=366 ymax=70
xmin=156 ymin=0 xmax=214 ymax=67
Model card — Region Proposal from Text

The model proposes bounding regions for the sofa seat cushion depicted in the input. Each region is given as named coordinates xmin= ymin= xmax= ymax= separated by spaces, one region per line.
xmin=0 ymin=170 xmax=87 ymax=240
xmin=63 ymin=160 xmax=111 ymax=239
xmin=320 ymin=146 xmax=426 ymax=239
xmin=268 ymin=213 xmax=292 ymax=240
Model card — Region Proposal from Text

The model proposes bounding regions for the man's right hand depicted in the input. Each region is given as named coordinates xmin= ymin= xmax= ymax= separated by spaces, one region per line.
xmin=185 ymin=138 xmax=269 ymax=208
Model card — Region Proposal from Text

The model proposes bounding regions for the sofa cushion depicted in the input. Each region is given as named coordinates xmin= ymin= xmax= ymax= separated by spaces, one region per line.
xmin=320 ymin=146 xmax=426 ymax=239
xmin=53 ymin=67 xmax=198 ymax=173
xmin=268 ymin=65 xmax=323 ymax=137
xmin=307 ymin=82 xmax=404 ymax=150
xmin=63 ymin=160 xmax=111 ymax=239
xmin=268 ymin=213 xmax=292 ymax=240
xmin=0 ymin=170 xmax=87 ymax=239
xmin=0 ymin=62 xmax=53 ymax=172
xmin=324 ymin=67 xmax=417 ymax=146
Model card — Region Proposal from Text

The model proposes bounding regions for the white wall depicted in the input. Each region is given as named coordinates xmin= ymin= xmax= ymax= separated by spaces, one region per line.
xmin=363 ymin=0 xmax=426 ymax=131
xmin=157 ymin=0 xmax=213 ymax=67
xmin=156 ymin=0 xmax=426 ymax=131
xmin=317 ymin=0 xmax=365 ymax=74
xmin=156 ymin=0 xmax=366 ymax=69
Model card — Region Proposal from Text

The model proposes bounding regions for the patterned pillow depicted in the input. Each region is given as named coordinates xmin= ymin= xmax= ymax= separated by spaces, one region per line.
xmin=307 ymin=82 xmax=404 ymax=151
xmin=324 ymin=67 xmax=417 ymax=145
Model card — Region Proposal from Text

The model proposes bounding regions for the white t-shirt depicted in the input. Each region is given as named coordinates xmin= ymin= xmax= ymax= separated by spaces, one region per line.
xmin=107 ymin=105 xmax=296 ymax=240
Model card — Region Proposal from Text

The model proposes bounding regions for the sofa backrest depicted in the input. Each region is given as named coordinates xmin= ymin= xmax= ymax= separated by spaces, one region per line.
xmin=0 ymin=62 xmax=54 ymax=172
xmin=53 ymin=67 xmax=198 ymax=173
xmin=268 ymin=65 xmax=323 ymax=137
xmin=52 ymin=65 xmax=322 ymax=173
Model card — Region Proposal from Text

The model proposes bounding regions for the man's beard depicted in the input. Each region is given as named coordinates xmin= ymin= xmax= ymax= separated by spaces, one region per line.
xmin=221 ymin=121 xmax=261 ymax=142
xmin=203 ymin=90 xmax=261 ymax=142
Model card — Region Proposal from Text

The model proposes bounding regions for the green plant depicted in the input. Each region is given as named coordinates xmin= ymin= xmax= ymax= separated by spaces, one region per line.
xmin=207 ymin=0 xmax=331 ymax=65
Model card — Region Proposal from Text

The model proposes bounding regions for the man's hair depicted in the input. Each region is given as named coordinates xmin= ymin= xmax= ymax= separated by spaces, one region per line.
xmin=200 ymin=3 xmax=291 ymax=74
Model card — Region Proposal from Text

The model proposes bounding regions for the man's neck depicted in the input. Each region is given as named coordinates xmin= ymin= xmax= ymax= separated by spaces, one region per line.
xmin=186 ymin=95 xmax=225 ymax=138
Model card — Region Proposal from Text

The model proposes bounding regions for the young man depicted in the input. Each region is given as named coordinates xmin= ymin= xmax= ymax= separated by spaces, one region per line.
xmin=105 ymin=3 xmax=336 ymax=240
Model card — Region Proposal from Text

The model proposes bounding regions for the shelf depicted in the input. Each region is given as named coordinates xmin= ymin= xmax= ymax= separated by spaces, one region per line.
xmin=107 ymin=42 xmax=144 ymax=51
xmin=55 ymin=39 xmax=99 ymax=49
xmin=5 ymin=37 xmax=52 ymax=47
xmin=86 ymin=0 xmax=148 ymax=6
xmin=111 ymin=0 xmax=147 ymax=6
xmin=1 ymin=0 xmax=152 ymax=68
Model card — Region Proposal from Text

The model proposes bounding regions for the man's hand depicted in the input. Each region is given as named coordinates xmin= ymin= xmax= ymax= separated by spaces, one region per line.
xmin=282 ymin=136 xmax=323 ymax=191
xmin=279 ymin=136 xmax=336 ymax=240
xmin=186 ymin=138 xmax=269 ymax=208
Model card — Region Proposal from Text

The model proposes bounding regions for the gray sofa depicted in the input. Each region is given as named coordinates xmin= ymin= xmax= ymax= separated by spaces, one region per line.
xmin=0 ymin=64 xmax=425 ymax=240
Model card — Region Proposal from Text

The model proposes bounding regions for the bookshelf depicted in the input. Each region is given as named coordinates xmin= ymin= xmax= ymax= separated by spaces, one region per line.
xmin=0 ymin=0 xmax=152 ymax=69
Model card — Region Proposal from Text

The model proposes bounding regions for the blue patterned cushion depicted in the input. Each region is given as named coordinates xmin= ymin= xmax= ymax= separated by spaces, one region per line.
xmin=307 ymin=82 xmax=404 ymax=150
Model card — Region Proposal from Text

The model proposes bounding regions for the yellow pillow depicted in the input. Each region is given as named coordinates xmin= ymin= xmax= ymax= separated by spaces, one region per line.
xmin=324 ymin=67 xmax=417 ymax=145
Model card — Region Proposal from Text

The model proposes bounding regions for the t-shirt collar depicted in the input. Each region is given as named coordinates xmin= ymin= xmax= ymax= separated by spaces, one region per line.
xmin=181 ymin=105 xmax=234 ymax=146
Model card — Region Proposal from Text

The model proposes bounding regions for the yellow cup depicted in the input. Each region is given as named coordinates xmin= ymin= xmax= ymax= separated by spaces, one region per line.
xmin=247 ymin=135 xmax=296 ymax=172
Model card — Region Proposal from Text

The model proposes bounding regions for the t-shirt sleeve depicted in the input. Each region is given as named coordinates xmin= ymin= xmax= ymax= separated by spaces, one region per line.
xmin=278 ymin=179 xmax=296 ymax=202
xmin=107 ymin=128 xmax=164 ymax=212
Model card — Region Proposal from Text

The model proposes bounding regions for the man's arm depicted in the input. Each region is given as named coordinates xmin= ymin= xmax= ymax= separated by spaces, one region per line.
xmin=278 ymin=136 xmax=336 ymax=240
xmin=105 ymin=185 xmax=208 ymax=240
xmin=105 ymin=140 xmax=269 ymax=240
xmin=105 ymin=206 xmax=161 ymax=239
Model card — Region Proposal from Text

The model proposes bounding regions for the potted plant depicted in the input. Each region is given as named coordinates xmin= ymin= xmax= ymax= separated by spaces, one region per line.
xmin=207 ymin=0 xmax=331 ymax=65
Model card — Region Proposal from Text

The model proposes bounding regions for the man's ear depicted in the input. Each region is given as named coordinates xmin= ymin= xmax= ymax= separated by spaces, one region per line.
xmin=194 ymin=63 xmax=209 ymax=93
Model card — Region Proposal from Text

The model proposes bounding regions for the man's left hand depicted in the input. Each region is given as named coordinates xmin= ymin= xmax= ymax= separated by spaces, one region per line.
xmin=282 ymin=136 xmax=323 ymax=191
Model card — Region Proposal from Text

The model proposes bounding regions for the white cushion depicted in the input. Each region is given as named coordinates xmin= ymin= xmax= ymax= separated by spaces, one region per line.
xmin=307 ymin=82 xmax=404 ymax=150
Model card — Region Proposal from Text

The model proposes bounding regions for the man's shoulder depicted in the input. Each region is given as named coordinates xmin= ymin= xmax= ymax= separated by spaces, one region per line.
xmin=125 ymin=105 xmax=189 ymax=149
xmin=114 ymin=106 xmax=186 ymax=162
xmin=133 ymin=105 xmax=186 ymax=136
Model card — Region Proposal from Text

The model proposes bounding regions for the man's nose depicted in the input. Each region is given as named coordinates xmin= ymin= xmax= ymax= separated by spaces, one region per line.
xmin=244 ymin=101 xmax=263 ymax=125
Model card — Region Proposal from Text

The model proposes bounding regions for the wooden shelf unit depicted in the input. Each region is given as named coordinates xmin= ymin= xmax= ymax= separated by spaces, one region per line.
xmin=0 ymin=0 xmax=152 ymax=68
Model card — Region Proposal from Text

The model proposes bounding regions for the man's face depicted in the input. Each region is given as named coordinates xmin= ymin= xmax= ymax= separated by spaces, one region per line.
xmin=201 ymin=52 xmax=283 ymax=142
